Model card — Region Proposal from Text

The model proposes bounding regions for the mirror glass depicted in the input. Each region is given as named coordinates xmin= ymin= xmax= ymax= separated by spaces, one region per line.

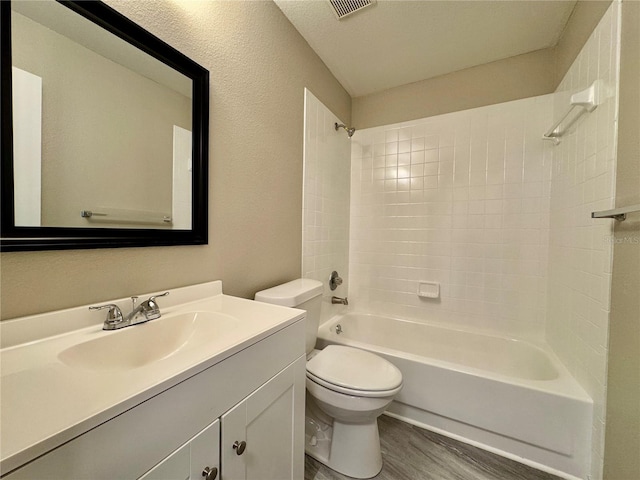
xmin=12 ymin=1 xmax=192 ymax=229
xmin=1 ymin=0 xmax=208 ymax=251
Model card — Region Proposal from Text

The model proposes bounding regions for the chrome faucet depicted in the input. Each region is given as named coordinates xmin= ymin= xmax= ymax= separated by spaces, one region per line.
xmin=331 ymin=296 xmax=348 ymax=305
xmin=90 ymin=292 xmax=169 ymax=330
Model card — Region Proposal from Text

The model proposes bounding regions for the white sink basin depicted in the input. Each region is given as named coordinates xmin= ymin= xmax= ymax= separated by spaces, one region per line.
xmin=58 ymin=311 xmax=238 ymax=371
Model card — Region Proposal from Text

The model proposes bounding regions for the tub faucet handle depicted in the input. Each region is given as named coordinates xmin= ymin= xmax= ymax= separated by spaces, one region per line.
xmin=329 ymin=271 xmax=343 ymax=291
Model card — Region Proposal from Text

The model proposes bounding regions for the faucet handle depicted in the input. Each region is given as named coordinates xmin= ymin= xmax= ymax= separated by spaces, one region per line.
xmin=140 ymin=292 xmax=170 ymax=320
xmin=329 ymin=271 xmax=343 ymax=291
xmin=89 ymin=303 xmax=124 ymax=327
xmin=148 ymin=291 xmax=169 ymax=304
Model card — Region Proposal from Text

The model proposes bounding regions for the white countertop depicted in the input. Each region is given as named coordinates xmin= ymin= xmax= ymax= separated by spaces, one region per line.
xmin=0 ymin=281 xmax=305 ymax=474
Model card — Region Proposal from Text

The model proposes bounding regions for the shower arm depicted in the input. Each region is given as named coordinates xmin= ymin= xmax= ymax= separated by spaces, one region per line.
xmin=334 ymin=122 xmax=356 ymax=138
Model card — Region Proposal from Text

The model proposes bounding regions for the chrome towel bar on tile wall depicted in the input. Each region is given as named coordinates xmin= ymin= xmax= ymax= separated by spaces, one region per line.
xmin=592 ymin=204 xmax=640 ymax=221
xmin=543 ymin=81 xmax=600 ymax=145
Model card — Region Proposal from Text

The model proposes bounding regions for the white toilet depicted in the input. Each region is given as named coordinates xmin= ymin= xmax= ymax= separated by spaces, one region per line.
xmin=255 ymin=279 xmax=402 ymax=479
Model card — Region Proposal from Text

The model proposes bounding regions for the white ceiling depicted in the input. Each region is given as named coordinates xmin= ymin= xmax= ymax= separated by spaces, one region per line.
xmin=274 ymin=0 xmax=578 ymax=97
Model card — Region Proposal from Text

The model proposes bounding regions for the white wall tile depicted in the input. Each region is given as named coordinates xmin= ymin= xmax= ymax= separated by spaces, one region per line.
xmin=544 ymin=3 xmax=620 ymax=479
xmin=302 ymin=89 xmax=351 ymax=321
xmin=349 ymin=95 xmax=554 ymax=339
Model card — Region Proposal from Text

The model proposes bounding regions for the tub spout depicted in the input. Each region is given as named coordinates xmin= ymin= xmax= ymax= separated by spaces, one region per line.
xmin=331 ymin=296 xmax=348 ymax=305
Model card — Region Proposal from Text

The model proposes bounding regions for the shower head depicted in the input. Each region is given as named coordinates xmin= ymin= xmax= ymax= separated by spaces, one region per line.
xmin=335 ymin=122 xmax=356 ymax=138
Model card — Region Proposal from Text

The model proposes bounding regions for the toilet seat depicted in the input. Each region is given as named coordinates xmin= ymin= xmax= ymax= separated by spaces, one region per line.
xmin=306 ymin=372 xmax=403 ymax=398
xmin=306 ymin=345 xmax=402 ymax=397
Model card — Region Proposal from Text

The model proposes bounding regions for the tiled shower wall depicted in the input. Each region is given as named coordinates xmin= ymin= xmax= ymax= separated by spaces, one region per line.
xmin=349 ymin=96 xmax=554 ymax=339
xmin=545 ymin=2 xmax=620 ymax=478
xmin=302 ymin=89 xmax=351 ymax=322
xmin=346 ymin=3 xmax=621 ymax=478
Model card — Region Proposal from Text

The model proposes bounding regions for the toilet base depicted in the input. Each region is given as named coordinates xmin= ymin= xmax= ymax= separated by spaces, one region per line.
xmin=305 ymin=401 xmax=383 ymax=479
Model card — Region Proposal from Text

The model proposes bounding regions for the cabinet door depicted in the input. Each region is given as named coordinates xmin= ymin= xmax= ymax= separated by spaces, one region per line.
xmin=190 ymin=419 xmax=220 ymax=480
xmin=139 ymin=420 xmax=219 ymax=480
xmin=139 ymin=444 xmax=190 ymax=480
xmin=221 ymin=356 xmax=305 ymax=480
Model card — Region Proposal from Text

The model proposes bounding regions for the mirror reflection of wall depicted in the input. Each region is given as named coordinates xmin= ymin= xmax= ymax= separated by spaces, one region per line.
xmin=11 ymin=1 xmax=193 ymax=229
xmin=172 ymin=125 xmax=192 ymax=230
xmin=11 ymin=66 xmax=42 ymax=227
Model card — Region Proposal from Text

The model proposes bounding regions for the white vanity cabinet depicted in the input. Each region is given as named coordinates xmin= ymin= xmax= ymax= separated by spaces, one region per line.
xmin=2 ymin=318 xmax=306 ymax=480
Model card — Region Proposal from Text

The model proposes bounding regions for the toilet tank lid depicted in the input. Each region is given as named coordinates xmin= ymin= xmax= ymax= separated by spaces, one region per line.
xmin=254 ymin=278 xmax=323 ymax=307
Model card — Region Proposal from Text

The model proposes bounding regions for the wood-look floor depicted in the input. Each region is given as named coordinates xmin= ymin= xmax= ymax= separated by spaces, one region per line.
xmin=304 ymin=415 xmax=561 ymax=480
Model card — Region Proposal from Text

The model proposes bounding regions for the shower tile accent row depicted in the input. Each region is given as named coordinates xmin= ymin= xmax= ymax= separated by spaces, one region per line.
xmin=545 ymin=2 xmax=621 ymax=478
xmin=349 ymin=95 xmax=554 ymax=340
xmin=302 ymin=89 xmax=351 ymax=321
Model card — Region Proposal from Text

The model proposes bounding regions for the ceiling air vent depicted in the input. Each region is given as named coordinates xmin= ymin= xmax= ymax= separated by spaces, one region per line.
xmin=328 ymin=0 xmax=376 ymax=20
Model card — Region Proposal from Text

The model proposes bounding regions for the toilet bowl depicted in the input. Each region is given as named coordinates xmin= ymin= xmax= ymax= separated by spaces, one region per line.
xmin=255 ymin=279 xmax=403 ymax=479
xmin=305 ymin=345 xmax=402 ymax=478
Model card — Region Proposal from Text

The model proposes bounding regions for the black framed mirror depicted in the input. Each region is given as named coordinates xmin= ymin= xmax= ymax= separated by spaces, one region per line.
xmin=1 ymin=0 xmax=209 ymax=251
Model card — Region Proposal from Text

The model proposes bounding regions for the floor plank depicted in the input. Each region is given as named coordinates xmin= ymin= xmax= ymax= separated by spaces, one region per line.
xmin=305 ymin=415 xmax=561 ymax=480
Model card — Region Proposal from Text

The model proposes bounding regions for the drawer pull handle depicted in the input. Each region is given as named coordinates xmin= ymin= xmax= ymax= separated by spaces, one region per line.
xmin=202 ymin=466 xmax=218 ymax=480
xmin=233 ymin=440 xmax=247 ymax=455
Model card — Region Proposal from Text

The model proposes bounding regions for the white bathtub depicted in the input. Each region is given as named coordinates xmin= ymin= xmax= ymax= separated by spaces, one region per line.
xmin=317 ymin=313 xmax=593 ymax=479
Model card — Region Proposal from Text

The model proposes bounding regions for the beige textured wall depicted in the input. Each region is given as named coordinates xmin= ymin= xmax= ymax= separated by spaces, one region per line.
xmin=554 ymin=0 xmax=613 ymax=87
xmin=0 ymin=0 xmax=351 ymax=320
xmin=12 ymin=11 xmax=189 ymax=228
xmin=352 ymin=48 xmax=555 ymax=129
xmin=603 ymin=1 xmax=640 ymax=479
xmin=352 ymin=0 xmax=612 ymax=130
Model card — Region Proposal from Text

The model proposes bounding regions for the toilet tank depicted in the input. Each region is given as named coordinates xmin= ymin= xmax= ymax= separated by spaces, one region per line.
xmin=254 ymin=279 xmax=323 ymax=355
